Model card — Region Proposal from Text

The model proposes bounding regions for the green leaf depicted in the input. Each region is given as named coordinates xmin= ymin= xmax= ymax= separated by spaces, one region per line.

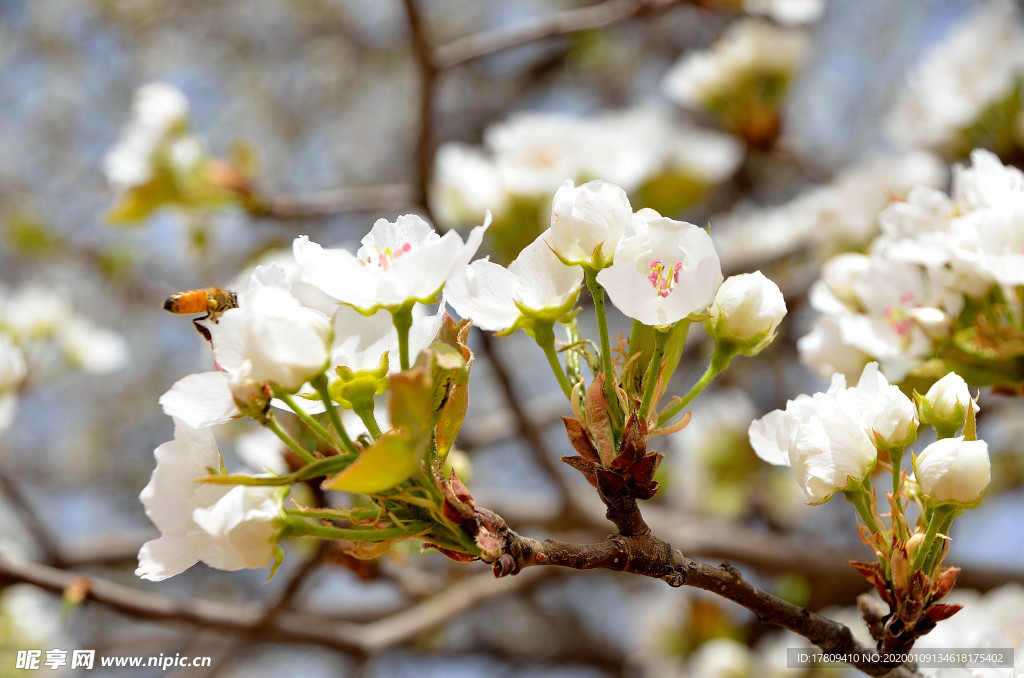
xmin=322 ymin=431 xmax=420 ymax=494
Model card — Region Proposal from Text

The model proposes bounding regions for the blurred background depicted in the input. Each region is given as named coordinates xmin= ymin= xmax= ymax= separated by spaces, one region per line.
xmin=2 ymin=0 xmax=1023 ymax=676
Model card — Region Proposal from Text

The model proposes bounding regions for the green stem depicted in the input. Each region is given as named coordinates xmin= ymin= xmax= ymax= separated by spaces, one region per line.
xmin=358 ymin=409 xmax=382 ymax=438
xmin=284 ymin=506 xmax=380 ymax=522
xmin=912 ymin=504 xmax=953 ymax=573
xmin=311 ymin=374 xmax=359 ymax=455
xmin=265 ymin=414 xmax=317 ymax=465
xmin=638 ymin=332 xmax=667 ymax=422
xmin=585 ymin=269 xmax=622 ymax=425
xmin=845 ymin=488 xmax=883 ymax=537
xmin=889 ymin=447 xmax=904 ymax=498
xmin=921 ymin=505 xmax=958 ymax=575
xmin=534 ymin=322 xmax=574 ymax=400
xmin=657 ymin=350 xmax=729 ymax=427
xmin=391 ymin=304 xmax=414 ymax=371
xmin=282 ymin=518 xmax=432 ymax=542
xmin=272 ymin=387 xmax=335 ymax=448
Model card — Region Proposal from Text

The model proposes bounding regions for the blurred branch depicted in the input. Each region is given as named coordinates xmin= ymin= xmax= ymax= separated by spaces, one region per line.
xmin=400 ymin=0 xmax=439 ymax=221
xmin=251 ymin=184 xmax=417 ymax=220
xmin=0 ymin=468 xmax=64 ymax=567
xmin=475 ymin=333 xmax=589 ymax=523
xmin=0 ymin=553 xmax=554 ymax=660
xmin=433 ymin=0 xmax=688 ymax=68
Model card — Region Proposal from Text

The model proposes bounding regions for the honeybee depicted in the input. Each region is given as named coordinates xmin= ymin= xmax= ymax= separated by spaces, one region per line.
xmin=163 ymin=287 xmax=238 ymax=342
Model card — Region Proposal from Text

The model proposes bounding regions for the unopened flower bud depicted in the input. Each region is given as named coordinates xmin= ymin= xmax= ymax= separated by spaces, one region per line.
xmin=914 ymin=436 xmax=990 ymax=507
xmin=549 ymin=180 xmax=632 ymax=268
xmin=918 ymin=372 xmax=978 ymax=436
xmin=706 ymin=271 xmax=786 ymax=355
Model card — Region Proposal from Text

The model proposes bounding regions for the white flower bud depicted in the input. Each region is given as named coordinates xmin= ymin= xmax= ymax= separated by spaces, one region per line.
xmin=549 ymin=179 xmax=632 ymax=267
xmin=921 ymin=372 xmax=978 ymax=429
xmin=708 ymin=271 xmax=787 ymax=343
xmin=914 ymin=436 xmax=990 ymax=506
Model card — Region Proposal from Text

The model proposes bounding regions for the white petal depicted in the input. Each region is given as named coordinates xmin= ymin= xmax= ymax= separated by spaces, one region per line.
xmin=159 ymin=371 xmax=238 ymax=428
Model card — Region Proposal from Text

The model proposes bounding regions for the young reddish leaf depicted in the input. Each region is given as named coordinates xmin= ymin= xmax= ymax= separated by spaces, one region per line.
xmin=562 ymin=416 xmax=600 ymax=463
xmin=389 ymin=368 xmax=434 ymax=441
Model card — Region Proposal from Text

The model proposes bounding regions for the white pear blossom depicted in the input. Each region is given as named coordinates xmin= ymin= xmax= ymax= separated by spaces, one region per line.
xmin=802 ymin=149 xmax=1024 ymax=382
xmin=834 ymin=362 xmax=918 ymax=449
xmin=713 ymin=151 xmax=945 ymax=269
xmin=750 ymin=387 xmax=877 ymax=504
xmin=431 ymin=143 xmax=509 ymax=226
xmin=55 ymin=316 xmax=129 ymax=374
xmin=294 ymin=214 xmax=488 ymax=311
xmin=707 ymin=271 xmax=786 ymax=342
xmin=137 ymin=422 xmax=285 ymax=581
xmin=485 ymin=112 xmax=587 ymax=195
xmin=211 ymin=285 xmax=331 ymax=393
xmin=103 ymin=82 xmax=197 ymax=191
xmin=887 ymin=0 xmax=1024 ymax=151
xmin=749 ymin=369 xmax=884 ymax=504
xmin=662 ymin=19 xmax=808 ymax=111
xmin=914 ymin=436 xmax=991 ymax=506
xmin=189 ymin=485 xmax=285 ymax=573
xmin=800 ymin=252 xmax=959 ymax=382
xmin=444 ymin=230 xmax=583 ymax=332
xmin=596 ymin=208 xmax=723 ymax=327
xmin=548 ymin=180 xmax=633 ymax=267
xmin=796 ymin=314 xmax=872 ymax=383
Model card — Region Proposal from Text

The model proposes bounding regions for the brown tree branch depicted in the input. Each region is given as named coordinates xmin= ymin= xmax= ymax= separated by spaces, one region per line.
xmin=492 ymin=528 xmax=922 ymax=678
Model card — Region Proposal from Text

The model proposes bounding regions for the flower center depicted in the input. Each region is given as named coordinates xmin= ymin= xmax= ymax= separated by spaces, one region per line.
xmin=647 ymin=259 xmax=683 ymax=298
xmin=885 ymin=291 xmax=918 ymax=340
xmin=364 ymin=242 xmax=412 ymax=269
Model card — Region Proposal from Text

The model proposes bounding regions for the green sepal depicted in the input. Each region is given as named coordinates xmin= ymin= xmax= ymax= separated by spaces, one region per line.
xmin=332 ymin=351 xmax=390 ymax=410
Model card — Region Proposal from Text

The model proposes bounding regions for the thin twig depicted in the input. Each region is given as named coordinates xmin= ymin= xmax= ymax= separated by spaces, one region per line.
xmin=400 ymin=0 xmax=439 ymax=222
xmin=475 ymin=333 xmax=586 ymax=521
xmin=0 ymin=554 xmax=554 ymax=660
xmin=253 ymin=184 xmax=416 ymax=220
xmin=0 ymin=467 xmax=64 ymax=566
xmin=433 ymin=0 xmax=687 ymax=69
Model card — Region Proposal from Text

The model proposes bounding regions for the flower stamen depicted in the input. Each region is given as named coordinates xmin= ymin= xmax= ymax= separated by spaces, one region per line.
xmin=647 ymin=259 xmax=683 ymax=298
xmin=364 ymin=242 xmax=413 ymax=269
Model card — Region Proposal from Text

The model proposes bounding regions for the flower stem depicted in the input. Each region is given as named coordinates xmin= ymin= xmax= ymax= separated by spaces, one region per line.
xmin=585 ymin=269 xmax=621 ymax=424
xmin=657 ymin=353 xmax=725 ymax=427
xmin=638 ymin=332 xmax=667 ymax=422
xmin=282 ymin=518 xmax=432 ymax=542
xmin=272 ymin=387 xmax=335 ymax=448
xmin=311 ymin=374 xmax=359 ymax=455
xmin=265 ymin=414 xmax=317 ymax=465
xmin=912 ymin=504 xmax=955 ymax=573
xmin=889 ymin=447 xmax=904 ymax=497
xmin=921 ymin=504 xmax=958 ymax=575
xmin=534 ymin=322 xmax=573 ymax=400
xmin=845 ymin=488 xmax=883 ymax=537
xmin=391 ymin=304 xmax=415 ymax=371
